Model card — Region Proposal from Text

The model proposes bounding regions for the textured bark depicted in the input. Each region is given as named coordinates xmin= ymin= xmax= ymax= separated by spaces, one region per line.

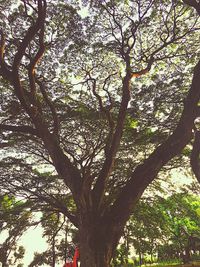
xmin=78 ymin=221 xmax=115 ymax=267
xmin=191 ymin=131 xmax=200 ymax=182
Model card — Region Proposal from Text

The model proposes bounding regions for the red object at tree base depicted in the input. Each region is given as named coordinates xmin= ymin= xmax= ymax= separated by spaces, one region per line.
xmin=72 ymin=248 xmax=80 ymax=267
xmin=63 ymin=248 xmax=79 ymax=267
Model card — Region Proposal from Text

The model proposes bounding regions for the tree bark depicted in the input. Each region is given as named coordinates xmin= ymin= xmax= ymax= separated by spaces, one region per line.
xmin=79 ymin=229 xmax=113 ymax=267
xmin=78 ymin=212 xmax=122 ymax=267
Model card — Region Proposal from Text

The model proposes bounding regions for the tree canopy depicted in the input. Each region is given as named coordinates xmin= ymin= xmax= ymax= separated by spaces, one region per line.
xmin=0 ymin=1 xmax=200 ymax=266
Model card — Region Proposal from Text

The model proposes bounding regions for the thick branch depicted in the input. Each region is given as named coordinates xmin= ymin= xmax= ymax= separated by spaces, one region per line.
xmin=183 ymin=0 xmax=200 ymax=15
xmin=0 ymin=29 xmax=5 ymax=60
xmin=13 ymin=1 xmax=46 ymax=69
xmin=131 ymin=56 xmax=154 ymax=78
xmin=92 ymin=70 xmax=132 ymax=208
xmin=0 ymin=30 xmax=12 ymax=81
xmin=107 ymin=59 xmax=200 ymax=227
xmin=12 ymin=1 xmax=46 ymax=112
xmin=4 ymin=1 xmax=82 ymax=202
xmin=92 ymin=58 xmax=155 ymax=207
xmin=92 ymin=1 xmax=193 ymax=205
xmin=36 ymin=78 xmax=59 ymax=136
xmin=0 ymin=124 xmax=39 ymax=136
xmin=28 ymin=21 xmax=45 ymax=97
xmin=190 ymin=130 xmax=200 ymax=182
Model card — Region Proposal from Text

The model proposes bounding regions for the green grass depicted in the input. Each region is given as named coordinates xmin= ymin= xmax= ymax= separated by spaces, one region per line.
xmin=142 ymin=262 xmax=200 ymax=267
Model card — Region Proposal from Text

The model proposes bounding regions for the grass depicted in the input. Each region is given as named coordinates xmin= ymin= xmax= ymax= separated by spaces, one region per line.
xmin=142 ymin=262 xmax=200 ymax=267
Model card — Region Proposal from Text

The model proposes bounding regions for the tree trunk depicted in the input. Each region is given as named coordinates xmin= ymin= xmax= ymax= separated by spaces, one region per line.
xmin=139 ymin=251 xmax=142 ymax=267
xmin=52 ymin=235 xmax=56 ymax=267
xmin=184 ymin=246 xmax=191 ymax=264
xmin=78 ymin=217 xmax=121 ymax=267
xmin=79 ymin=230 xmax=113 ymax=267
xmin=80 ymin=242 xmax=111 ymax=267
xmin=1 ymin=259 xmax=8 ymax=267
xmin=0 ymin=249 xmax=8 ymax=267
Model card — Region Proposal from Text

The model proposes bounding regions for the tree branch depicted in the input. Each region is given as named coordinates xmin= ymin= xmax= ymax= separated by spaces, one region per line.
xmin=183 ymin=0 xmax=200 ymax=15
xmin=28 ymin=25 xmax=45 ymax=98
xmin=1 ymin=1 xmax=82 ymax=202
xmin=92 ymin=68 xmax=132 ymax=209
xmin=11 ymin=1 xmax=46 ymax=113
xmin=0 ymin=124 xmax=39 ymax=136
xmin=0 ymin=30 xmax=12 ymax=81
xmin=107 ymin=59 xmax=200 ymax=227
xmin=36 ymin=78 xmax=59 ymax=137
xmin=131 ymin=56 xmax=154 ymax=78
xmin=190 ymin=130 xmax=200 ymax=182
xmin=13 ymin=0 xmax=46 ymax=69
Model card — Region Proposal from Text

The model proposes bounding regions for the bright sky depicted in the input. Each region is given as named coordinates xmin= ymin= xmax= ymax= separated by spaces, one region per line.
xmin=19 ymin=226 xmax=49 ymax=267
xmin=77 ymin=0 xmax=89 ymax=18
xmin=0 ymin=226 xmax=49 ymax=267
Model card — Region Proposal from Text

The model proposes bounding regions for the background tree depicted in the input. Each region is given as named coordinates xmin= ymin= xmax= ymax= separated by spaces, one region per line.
xmin=0 ymin=1 xmax=200 ymax=266
xmin=28 ymin=213 xmax=78 ymax=266
xmin=0 ymin=195 xmax=31 ymax=267
xmin=158 ymin=193 xmax=200 ymax=263
xmin=113 ymin=192 xmax=200 ymax=266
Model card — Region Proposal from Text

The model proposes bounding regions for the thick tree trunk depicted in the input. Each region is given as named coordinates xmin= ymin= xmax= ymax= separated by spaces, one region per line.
xmin=79 ymin=229 xmax=113 ymax=267
xmin=80 ymin=242 xmax=112 ymax=267
xmin=78 ymin=216 xmax=121 ymax=267
xmin=0 ymin=249 xmax=8 ymax=267
xmin=1 ymin=259 xmax=8 ymax=267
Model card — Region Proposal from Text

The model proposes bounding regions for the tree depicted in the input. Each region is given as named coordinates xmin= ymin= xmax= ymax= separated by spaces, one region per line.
xmin=127 ymin=199 xmax=165 ymax=265
xmin=158 ymin=193 xmax=200 ymax=263
xmin=0 ymin=195 xmax=30 ymax=267
xmin=0 ymin=1 xmax=200 ymax=266
xmin=29 ymin=214 xmax=78 ymax=267
xmin=40 ymin=211 xmax=73 ymax=267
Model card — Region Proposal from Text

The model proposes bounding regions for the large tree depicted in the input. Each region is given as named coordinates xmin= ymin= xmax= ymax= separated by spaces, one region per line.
xmin=1 ymin=1 xmax=200 ymax=266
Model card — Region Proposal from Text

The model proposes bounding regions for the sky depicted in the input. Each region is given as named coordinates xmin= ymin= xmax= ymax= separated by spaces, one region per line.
xmin=19 ymin=226 xmax=49 ymax=267
xmin=0 ymin=225 xmax=49 ymax=267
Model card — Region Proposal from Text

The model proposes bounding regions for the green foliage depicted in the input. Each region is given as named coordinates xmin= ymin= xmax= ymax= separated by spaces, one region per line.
xmin=0 ymin=195 xmax=32 ymax=266
xmin=114 ymin=193 xmax=200 ymax=265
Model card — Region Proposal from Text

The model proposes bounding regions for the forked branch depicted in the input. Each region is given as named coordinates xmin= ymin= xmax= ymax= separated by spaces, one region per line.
xmin=107 ymin=59 xmax=200 ymax=227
